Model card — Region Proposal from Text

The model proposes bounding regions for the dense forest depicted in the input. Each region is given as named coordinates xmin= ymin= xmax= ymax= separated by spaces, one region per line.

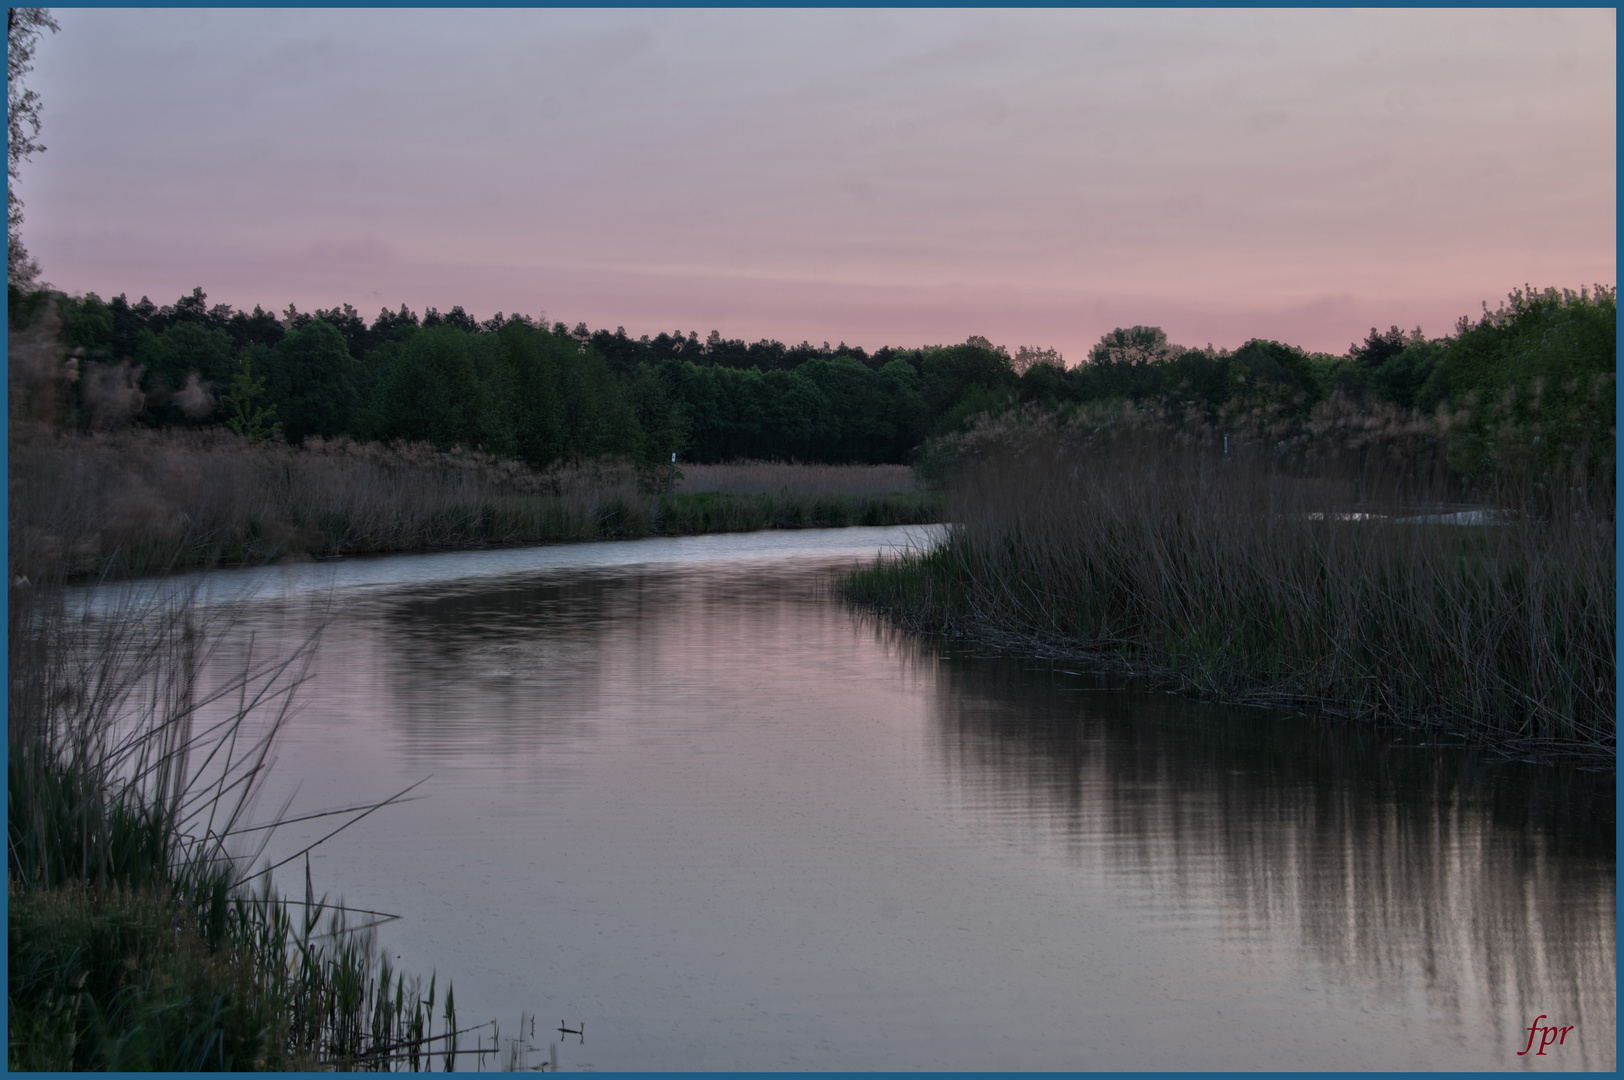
xmin=10 ymin=281 xmax=1614 ymax=480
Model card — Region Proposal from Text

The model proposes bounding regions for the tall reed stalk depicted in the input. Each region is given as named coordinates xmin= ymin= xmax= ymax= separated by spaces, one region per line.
xmin=846 ymin=407 xmax=1614 ymax=753
xmin=7 ymin=582 xmax=480 ymax=1070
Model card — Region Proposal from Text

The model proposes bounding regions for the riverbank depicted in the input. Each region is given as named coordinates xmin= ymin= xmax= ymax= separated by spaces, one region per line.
xmin=842 ymin=412 xmax=1615 ymax=763
xmin=9 ymin=427 xmax=940 ymax=582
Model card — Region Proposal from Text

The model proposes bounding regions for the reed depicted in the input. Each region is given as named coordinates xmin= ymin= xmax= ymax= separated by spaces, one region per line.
xmin=676 ymin=460 xmax=917 ymax=496
xmin=6 ymin=582 xmax=481 ymax=1070
xmin=9 ymin=426 xmax=941 ymax=582
xmin=844 ymin=403 xmax=1615 ymax=754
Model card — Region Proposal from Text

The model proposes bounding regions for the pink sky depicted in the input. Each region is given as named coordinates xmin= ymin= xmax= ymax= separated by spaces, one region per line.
xmin=19 ymin=8 xmax=1616 ymax=361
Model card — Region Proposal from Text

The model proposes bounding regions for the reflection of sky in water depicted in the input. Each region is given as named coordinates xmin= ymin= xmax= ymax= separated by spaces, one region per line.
xmin=68 ymin=525 xmax=946 ymax=614
xmin=141 ymin=527 xmax=1609 ymax=1070
xmin=926 ymin=656 xmax=1614 ymax=1068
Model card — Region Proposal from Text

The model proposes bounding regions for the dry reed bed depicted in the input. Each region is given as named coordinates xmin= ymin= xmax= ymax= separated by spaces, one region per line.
xmin=8 ymin=427 xmax=939 ymax=581
xmin=846 ymin=415 xmax=1614 ymax=755
xmin=677 ymin=460 xmax=917 ymax=496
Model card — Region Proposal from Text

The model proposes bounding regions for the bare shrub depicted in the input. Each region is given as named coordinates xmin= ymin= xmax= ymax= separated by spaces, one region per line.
xmin=79 ymin=360 xmax=147 ymax=429
xmin=173 ymin=371 xmax=216 ymax=419
xmin=1012 ymin=345 xmax=1063 ymax=374
xmin=7 ymin=300 xmax=78 ymax=426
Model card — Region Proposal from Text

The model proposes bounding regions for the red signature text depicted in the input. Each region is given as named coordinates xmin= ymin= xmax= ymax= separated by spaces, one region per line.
xmin=1519 ymin=1016 xmax=1575 ymax=1056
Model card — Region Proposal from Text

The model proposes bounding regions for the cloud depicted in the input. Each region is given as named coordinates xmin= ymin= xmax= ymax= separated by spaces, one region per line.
xmin=21 ymin=9 xmax=1615 ymax=355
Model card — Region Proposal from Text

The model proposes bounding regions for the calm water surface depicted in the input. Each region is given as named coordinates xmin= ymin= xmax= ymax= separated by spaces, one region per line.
xmin=104 ymin=527 xmax=1615 ymax=1070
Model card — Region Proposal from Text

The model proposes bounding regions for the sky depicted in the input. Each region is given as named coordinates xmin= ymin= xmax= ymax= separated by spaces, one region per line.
xmin=17 ymin=8 xmax=1616 ymax=362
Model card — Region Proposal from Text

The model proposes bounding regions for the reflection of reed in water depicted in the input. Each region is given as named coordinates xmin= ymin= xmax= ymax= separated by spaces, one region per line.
xmin=359 ymin=563 xmax=849 ymax=760
xmin=913 ymin=642 xmax=1615 ymax=1068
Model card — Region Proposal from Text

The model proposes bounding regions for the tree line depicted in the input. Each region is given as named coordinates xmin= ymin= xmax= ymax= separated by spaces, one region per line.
xmin=16 ymin=282 xmax=1612 ymax=478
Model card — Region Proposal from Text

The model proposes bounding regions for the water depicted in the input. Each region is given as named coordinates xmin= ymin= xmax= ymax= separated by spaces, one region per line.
xmin=91 ymin=526 xmax=1615 ymax=1070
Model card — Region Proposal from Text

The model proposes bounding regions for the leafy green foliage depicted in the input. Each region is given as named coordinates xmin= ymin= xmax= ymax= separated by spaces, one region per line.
xmin=259 ymin=320 xmax=360 ymax=443
xmin=364 ymin=325 xmax=504 ymax=452
xmin=1227 ymin=338 xmax=1323 ymax=404
xmin=918 ymin=340 xmax=1017 ymax=414
xmin=1431 ymin=286 xmax=1615 ymax=484
xmin=1371 ymin=340 xmax=1444 ymax=411
xmin=134 ymin=322 xmax=234 ymax=424
xmin=32 ymin=283 xmax=1615 ymax=482
xmin=222 ymin=355 xmax=280 ymax=441
xmin=59 ymin=292 xmax=113 ymax=355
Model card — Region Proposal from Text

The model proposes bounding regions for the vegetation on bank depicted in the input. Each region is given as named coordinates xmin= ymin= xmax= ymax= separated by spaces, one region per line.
xmin=915 ymin=285 xmax=1616 ymax=493
xmin=5 ymin=275 xmax=1613 ymax=1066
xmin=844 ymin=284 xmax=1614 ymax=756
xmin=8 ymin=279 xmax=1609 ymax=585
xmin=678 ymin=459 xmax=916 ymax=496
xmin=845 ymin=393 xmax=1615 ymax=756
xmin=11 ymin=280 xmax=1612 ymax=478
xmin=8 ymin=427 xmax=938 ymax=583
xmin=7 ymin=585 xmax=479 ymax=1070
xmin=8 ymin=279 xmax=1612 ymax=738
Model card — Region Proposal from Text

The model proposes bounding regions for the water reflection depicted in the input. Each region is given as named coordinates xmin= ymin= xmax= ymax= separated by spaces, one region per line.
xmin=165 ymin=530 xmax=1612 ymax=1070
xmin=361 ymin=564 xmax=848 ymax=762
xmin=918 ymin=638 xmax=1616 ymax=1069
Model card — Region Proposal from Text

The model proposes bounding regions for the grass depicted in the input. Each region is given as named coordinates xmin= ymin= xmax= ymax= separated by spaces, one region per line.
xmin=6 ymin=582 xmax=482 ymax=1070
xmin=9 ymin=426 xmax=941 ymax=582
xmin=843 ymin=402 xmax=1615 ymax=756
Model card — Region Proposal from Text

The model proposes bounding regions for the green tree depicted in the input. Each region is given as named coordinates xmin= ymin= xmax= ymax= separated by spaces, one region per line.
xmin=1346 ymin=325 xmax=1412 ymax=369
xmin=1227 ymin=339 xmax=1323 ymax=406
xmin=493 ymin=320 xmax=564 ymax=467
xmin=1086 ymin=326 xmax=1180 ymax=366
xmin=760 ymin=368 xmax=835 ymax=460
xmin=919 ymin=339 xmax=1017 ymax=415
xmin=222 ymin=353 xmax=281 ymax=440
xmin=623 ymin=361 xmax=685 ymax=468
xmin=1016 ymin=358 xmax=1069 ymax=407
xmin=666 ymin=360 xmax=725 ymax=460
xmin=797 ymin=356 xmax=893 ymax=462
xmin=876 ymin=357 xmax=928 ymax=457
xmin=7 ymin=7 xmax=59 ymax=289
xmin=60 ymin=291 xmax=113 ymax=357
xmin=134 ymin=321 xmax=236 ymax=386
xmin=1369 ymin=340 xmax=1444 ymax=410
xmin=1431 ymin=286 xmax=1616 ymax=483
xmin=260 ymin=319 xmax=360 ymax=443
xmin=553 ymin=339 xmax=638 ymax=462
xmin=363 ymin=325 xmax=494 ymax=450
xmin=129 ymin=322 xmax=235 ymax=424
